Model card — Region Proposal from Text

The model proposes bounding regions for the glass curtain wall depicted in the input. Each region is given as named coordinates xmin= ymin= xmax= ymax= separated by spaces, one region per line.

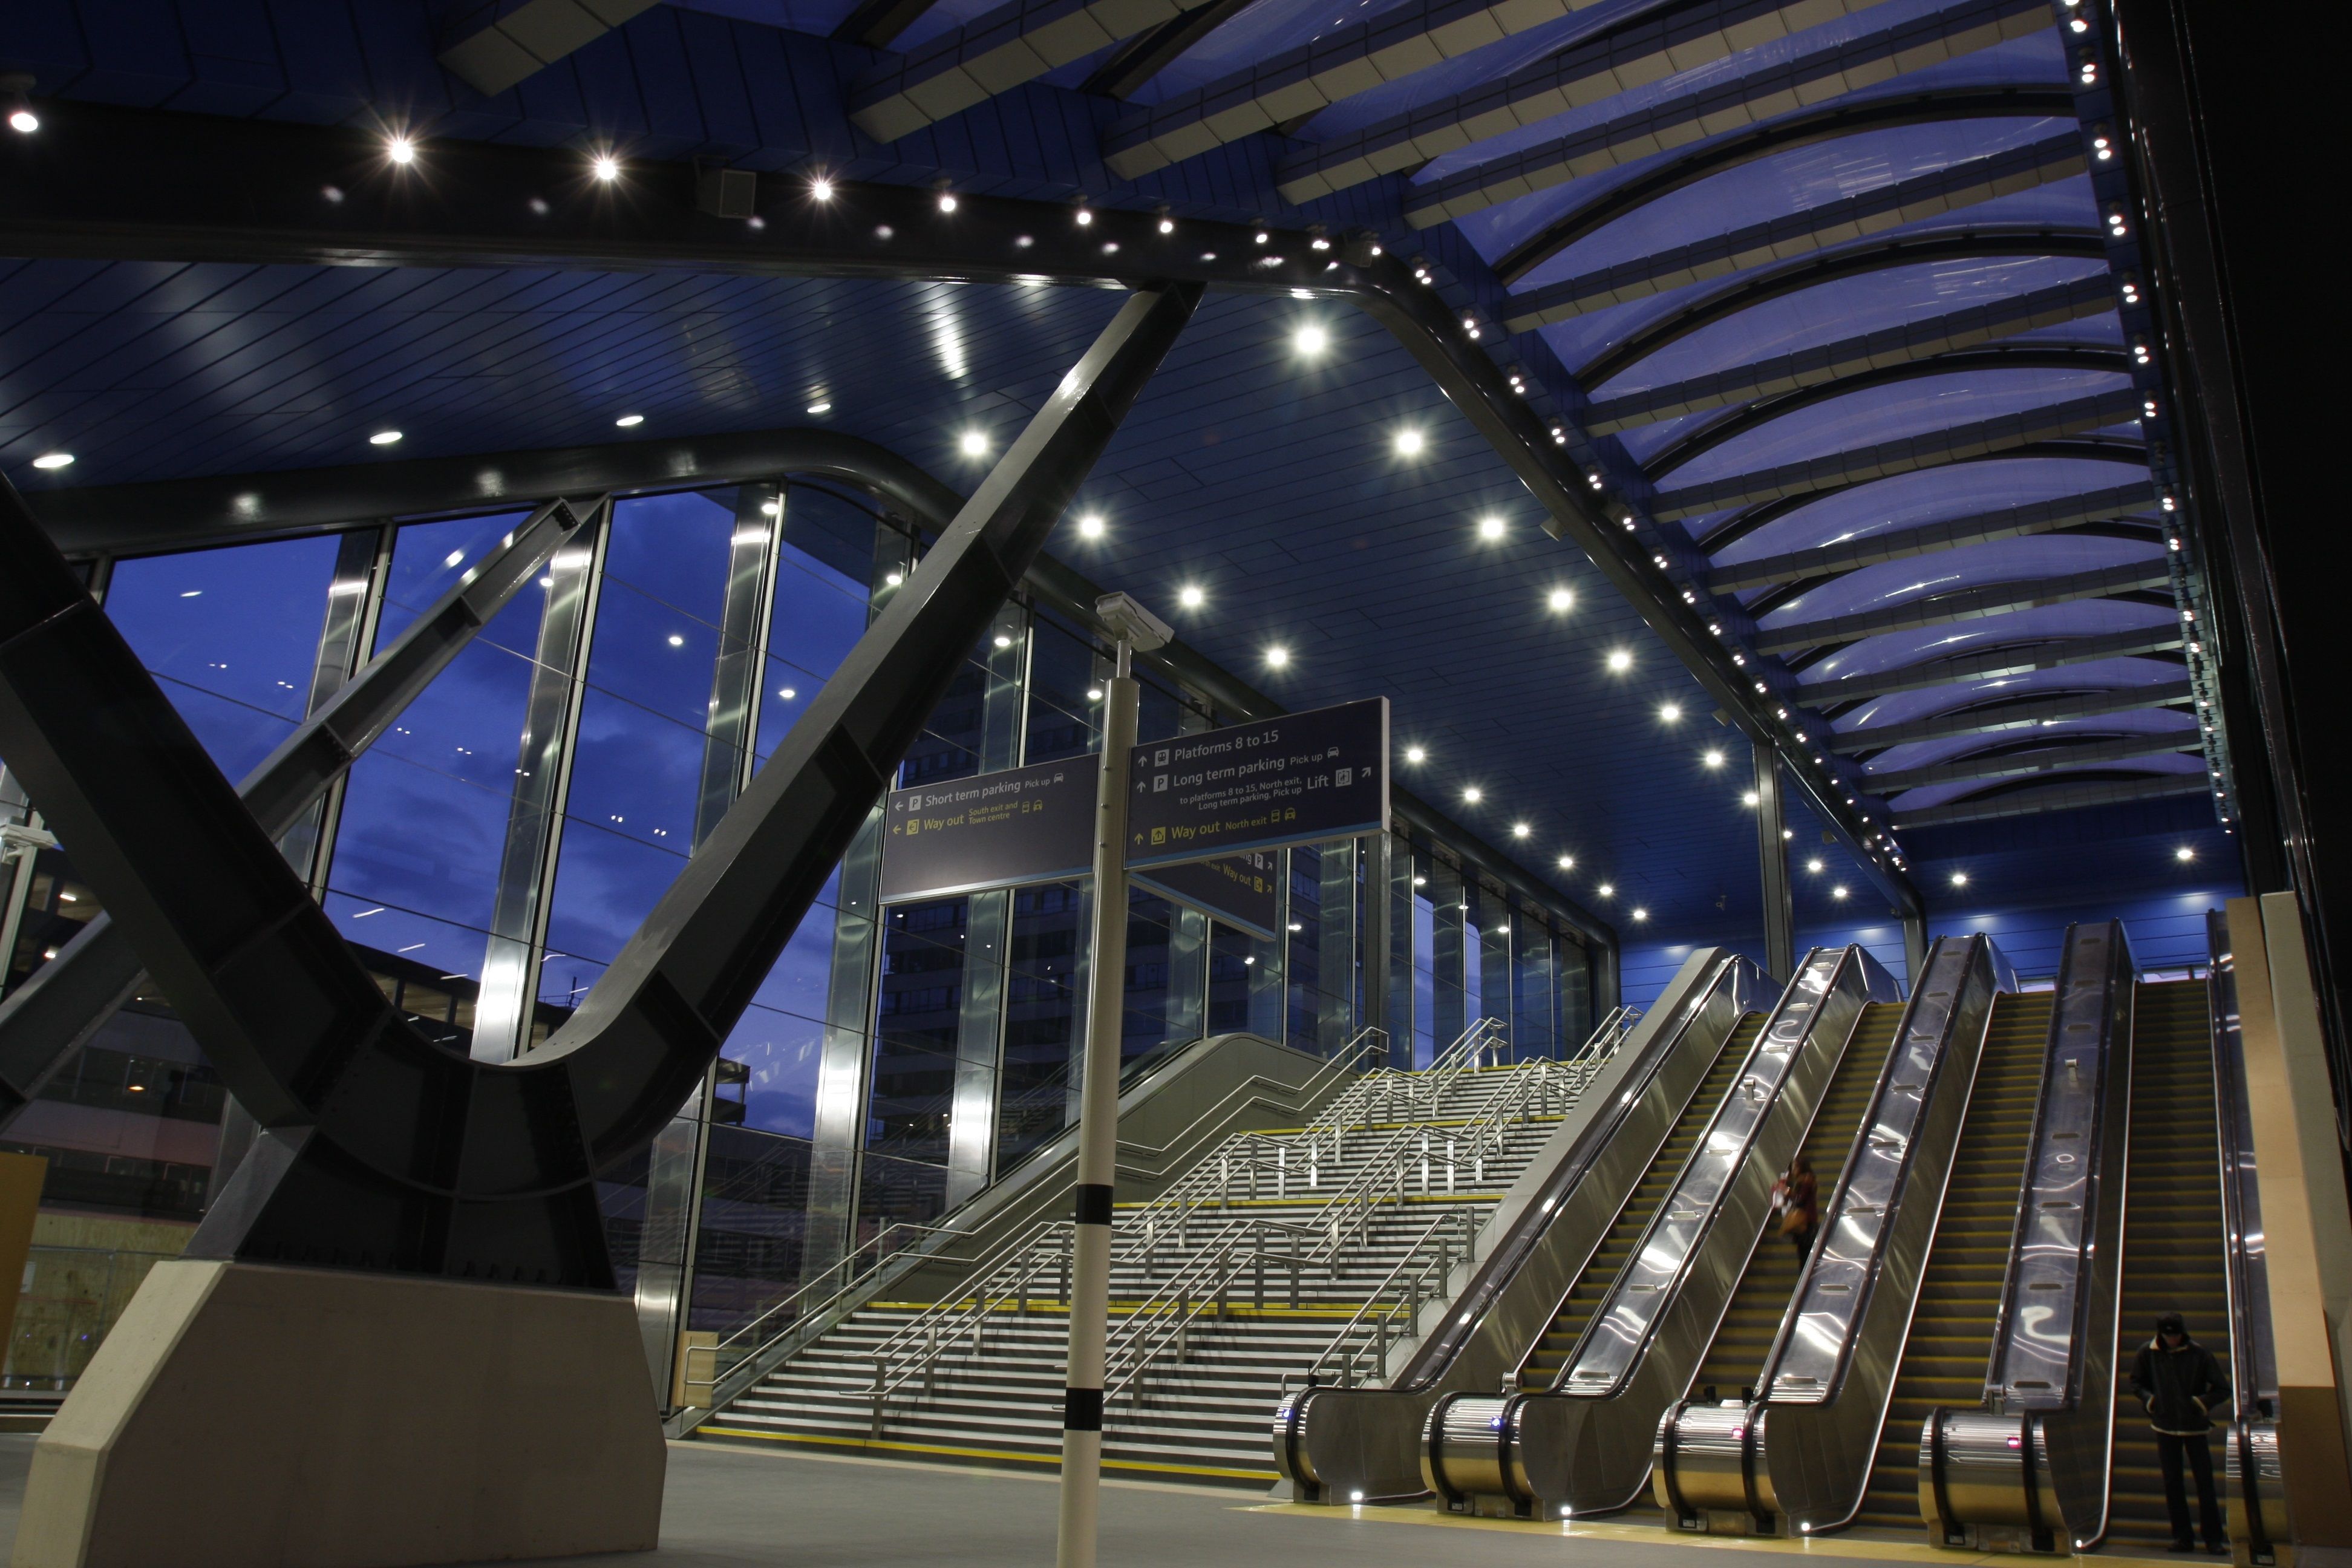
xmin=0 ymin=474 xmax=1610 ymax=1391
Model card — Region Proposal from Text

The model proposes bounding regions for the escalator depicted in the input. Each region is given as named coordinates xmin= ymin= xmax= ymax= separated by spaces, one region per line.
xmin=1683 ymin=1001 xmax=1903 ymax=1407
xmin=2109 ymin=978 xmax=2230 ymax=1549
xmin=1516 ymin=1019 xmax=1761 ymax=1392
xmin=1852 ymin=988 xmax=2053 ymax=1527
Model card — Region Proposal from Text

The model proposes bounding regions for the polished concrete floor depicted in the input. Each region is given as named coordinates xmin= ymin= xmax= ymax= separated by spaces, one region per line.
xmin=0 ymin=1433 xmax=2176 ymax=1567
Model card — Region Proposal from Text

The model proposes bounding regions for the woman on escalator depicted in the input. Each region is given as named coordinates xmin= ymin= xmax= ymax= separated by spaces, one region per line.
xmin=1771 ymin=1155 xmax=1818 ymax=1262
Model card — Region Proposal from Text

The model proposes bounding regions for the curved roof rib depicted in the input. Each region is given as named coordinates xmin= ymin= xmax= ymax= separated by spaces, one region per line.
xmin=1557 ymin=226 xmax=2109 ymax=375
xmin=1651 ymin=385 xmax=2145 ymax=521
xmin=1864 ymin=730 xmax=2196 ymax=794
xmin=1794 ymin=627 xmax=2186 ymax=706
xmin=1892 ymin=774 xmax=2207 ymax=828
xmin=1491 ymin=86 xmax=2078 ymax=284
xmin=1832 ymin=682 xmax=2195 ymax=756
xmin=1756 ymin=557 xmax=2172 ymax=655
xmin=1707 ymin=479 xmax=2157 ymax=590
xmin=1643 ymin=345 xmax=2131 ymax=481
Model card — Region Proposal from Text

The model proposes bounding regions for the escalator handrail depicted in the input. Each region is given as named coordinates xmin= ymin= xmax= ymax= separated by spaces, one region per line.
xmin=2206 ymin=909 xmax=2278 ymax=1418
xmin=1383 ymin=950 xmax=1771 ymax=1393
xmin=1545 ymin=942 xmax=1901 ymax=1399
xmin=1978 ymin=920 xmax=2135 ymax=1414
xmin=1751 ymin=932 xmax=2016 ymax=1412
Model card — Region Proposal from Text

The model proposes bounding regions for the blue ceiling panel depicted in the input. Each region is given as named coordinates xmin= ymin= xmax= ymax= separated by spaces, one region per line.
xmin=1864 ymin=704 xmax=2197 ymax=776
xmin=1291 ymin=0 xmax=1669 ymax=134
xmin=1834 ymin=656 xmax=2192 ymax=731
xmin=1797 ymin=598 xmax=2177 ymax=690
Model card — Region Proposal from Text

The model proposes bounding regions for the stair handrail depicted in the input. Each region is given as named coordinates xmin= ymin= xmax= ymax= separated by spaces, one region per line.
xmin=698 ymin=1217 xmax=974 ymax=1380
xmin=1100 ymin=1223 xmax=1312 ymax=1409
xmin=1570 ymin=1005 xmax=1643 ymax=1066
xmin=1279 ymin=1208 xmax=1479 ymax=1394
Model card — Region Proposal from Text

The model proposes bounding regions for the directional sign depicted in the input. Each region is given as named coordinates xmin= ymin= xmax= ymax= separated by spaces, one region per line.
xmin=1125 ymin=699 xmax=1388 ymax=872
xmin=879 ymin=759 xmax=1096 ymax=904
xmin=1131 ymin=848 xmax=1281 ymax=938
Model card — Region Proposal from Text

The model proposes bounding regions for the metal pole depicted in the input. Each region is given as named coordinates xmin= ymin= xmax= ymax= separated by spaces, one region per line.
xmin=1057 ymin=638 xmax=1138 ymax=1568
xmin=1754 ymin=738 xmax=1795 ymax=984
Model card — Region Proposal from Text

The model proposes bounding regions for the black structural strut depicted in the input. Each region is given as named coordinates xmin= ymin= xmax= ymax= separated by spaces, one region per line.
xmin=0 ymin=282 xmax=1201 ymax=1286
xmin=0 ymin=493 xmax=595 ymax=1124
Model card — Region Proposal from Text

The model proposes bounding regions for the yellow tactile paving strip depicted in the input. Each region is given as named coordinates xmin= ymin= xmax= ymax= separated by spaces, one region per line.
xmin=1244 ymin=1503 xmax=2181 ymax=1567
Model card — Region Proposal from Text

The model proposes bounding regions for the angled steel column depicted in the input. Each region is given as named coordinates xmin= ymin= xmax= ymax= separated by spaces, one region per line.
xmin=1755 ymin=739 xmax=1795 ymax=983
xmin=638 ymin=480 xmax=788 ymax=1402
xmin=0 ymin=280 xmax=1202 ymax=1287
xmin=802 ymin=525 xmax=913 ymax=1289
xmin=0 ymin=495 xmax=595 ymax=1125
xmin=472 ymin=505 xmax=610 ymax=1062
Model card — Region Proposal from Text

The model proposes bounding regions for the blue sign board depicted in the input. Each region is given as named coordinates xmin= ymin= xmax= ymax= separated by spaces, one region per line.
xmin=1125 ymin=698 xmax=1389 ymax=871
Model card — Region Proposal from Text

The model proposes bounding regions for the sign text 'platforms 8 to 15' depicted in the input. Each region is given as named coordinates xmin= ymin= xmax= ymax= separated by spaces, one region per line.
xmin=878 ymin=699 xmax=1388 ymax=932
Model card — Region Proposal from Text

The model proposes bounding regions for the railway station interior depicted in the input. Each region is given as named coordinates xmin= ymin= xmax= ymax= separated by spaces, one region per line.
xmin=0 ymin=1 xmax=2342 ymax=1565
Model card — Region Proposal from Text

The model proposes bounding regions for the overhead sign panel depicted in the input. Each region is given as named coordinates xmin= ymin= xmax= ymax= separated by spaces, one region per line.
xmin=1125 ymin=698 xmax=1388 ymax=872
xmin=879 ymin=759 xmax=1096 ymax=904
xmin=1131 ymin=848 xmax=1281 ymax=938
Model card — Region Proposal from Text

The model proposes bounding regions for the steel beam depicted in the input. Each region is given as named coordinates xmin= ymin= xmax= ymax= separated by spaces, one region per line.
xmin=0 ymin=102 xmax=1349 ymax=301
xmin=1757 ymin=557 xmax=2172 ymax=654
xmin=1558 ymin=227 xmax=2109 ymax=374
xmin=1890 ymin=773 xmax=2206 ymax=828
xmin=1864 ymin=730 xmax=2196 ymax=794
xmin=1100 ymin=0 xmax=1656 ymax=180
xmin=1647 ymin=345 xmax=2130 ymax=482
xmin=0 ymin=495 xmax=594 ymax=1125
xmin=1081 ymin=0 xmax=1257 ymax=98
xmin=1708 ymin=480 xmax=2156 ymax=590
xmin=848 ymin=0 xmax=1218 ymax=143
xmin=0 ymin=282 xmax=1201 ymax=1285
xmin=1587 ymin=275 xmax=2118 ymax=434
xmin=1831 ymin=681 xmax=2194 ymax=754
xmin=1497 ymin=129 xmax=2085 ymax=307
xmin=29 ymin=428 xmax=966 ymax=561
xmin=1489 ymin=87 xmax=2077 ymax=284
xmin=1653 ymin=385 xmax=2146 ymax=522
xmin=1275 ymin=0 xmax=2050 ymax=206
xmin=1794 ymin=626 xmax=2185 ymax=705
xmin=436 ymin=0 xmax=661 ymax=97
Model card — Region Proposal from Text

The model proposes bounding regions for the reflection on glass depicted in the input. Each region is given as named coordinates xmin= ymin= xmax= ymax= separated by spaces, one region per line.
xmin=870 ymin=898 xmax=966 ymax=1165
xmin=998 ymin=881 xmax=1081 ymax=1171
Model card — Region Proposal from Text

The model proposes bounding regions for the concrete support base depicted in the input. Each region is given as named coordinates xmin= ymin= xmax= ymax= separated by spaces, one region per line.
xmin=9 ymin=1259 xmax=665 ymax=1568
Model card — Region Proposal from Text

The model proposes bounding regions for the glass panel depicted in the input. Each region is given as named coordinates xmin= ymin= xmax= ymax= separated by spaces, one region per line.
xmin=1209 ymin=919 xmax=1279 ymax=1038
xmin=753 ymin=489 xmax=875 ymax=766
xmin=1023 ymin=618 xmax=1101 ymax=764
xmin=869 ymin=897 xmax=967 ymax=1166
xmin=691 ymin=1125 xmax=815 ymax=1334
xmin=105 ymin=534 xmax=341 ymax=781
xmin=998 ymin=881 xmax=1082 ymax=1172
xmin=1121 ymin=888 xmax=1176 ymax=1071
xmin=854 ymin=1148 xmax=953 ymax=1246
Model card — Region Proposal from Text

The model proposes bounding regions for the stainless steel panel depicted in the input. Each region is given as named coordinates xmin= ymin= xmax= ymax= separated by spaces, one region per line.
xmin=1922 ymin=921 xmax=2135 ymax=1550
xmin=2211 ymin=914 xmax=2286 ymax=1564
xmin=1927 ymin=1409 xmax=2062 ymax=1544
xmin=1423 ymin=1393 xmax=1519 ymax=1507
xmin=2224 ymin=1419 xmax=2285 ymax=1565
xmin=1282 ymin=947 xmax=1767 ymax=1503
xmin=1750 ymin=933 xmax=2014 ymax=1534
xmin=1506 ymin=945 xmax=1902 ymax=1517
xmin=1653 ymin=1400 xmax=1763 ymax=1527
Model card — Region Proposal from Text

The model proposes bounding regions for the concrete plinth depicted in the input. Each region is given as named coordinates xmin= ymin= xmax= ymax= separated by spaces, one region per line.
xmin=10 ymin=1259 xmax=665 ymax=1568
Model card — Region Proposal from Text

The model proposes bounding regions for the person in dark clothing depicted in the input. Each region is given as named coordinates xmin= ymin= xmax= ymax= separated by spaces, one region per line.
xmin=1771 ymin=1156 xmax=1818 ymax=1262
xmin=2129 ymin=1311 xmax=2229 ymax=1553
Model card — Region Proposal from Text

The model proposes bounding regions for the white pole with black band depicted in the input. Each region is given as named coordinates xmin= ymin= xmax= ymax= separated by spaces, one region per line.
xmin=1056 ymin=592 xmax=1170 ymax=1568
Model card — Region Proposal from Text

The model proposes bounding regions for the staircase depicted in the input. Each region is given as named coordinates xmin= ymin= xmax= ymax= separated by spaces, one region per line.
xmin=697 ymin=1035 xmax=1609 ymax=1482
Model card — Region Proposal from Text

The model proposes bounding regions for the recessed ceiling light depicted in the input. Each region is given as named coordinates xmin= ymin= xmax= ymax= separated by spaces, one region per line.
xmin=667 ymin=634 xmax=684 ymax=647
xmin=1547 ymin=588 xmax=1573 ymax=612
xmin=810 ymin=177 xmax=835 ymax=201
xmin=1557 ymin=855 xmax=1575 ymax=871
xmin=1463 ymin=786 xmax=1482 ymax=803
xmin=1087 ymin=687 xmax=1103 ymax=701
xmin=614 ymin=414 xmax=644 ymax=428
xmin=993 ymin=634 xmax=1013 ymax=649
xmin=2175 ymin=846 xmax=2195 ymax=861
xmin=1178 ymin=584 xmax=1204 ymax=609
xmin=884 ymin=571 xmax=903 ymax=587
xmin=30 ymin=452 xmax=73 ymax=470
xmin=1077 ymin=514 xmax=1105 ymax=540
xmin=1511 ymin=822 xmax=1530 ymax=838
xmin=959 ymin=430 xmax=989 ymax=457
xmin=1832 ymin=886 xmax=1849 ymax=900
xmin=779 ymin=688 xmax=797 ymax=700
xmin=1952 ymin=872 xmax=1970 ymax=886
xmin=1741 ymin=791 xmax=1759 ymax=806
xmin=1295 ymin=324 xmax=1328 ymax=357
xmin=8 ymin=105 xmax=38 ymax=136
xmin=806 ymin=400 xmax=832 ymax=414
xmin=592 ymin=154 xmax=621 ymax=182
xmin=1477 ymin=515 xmax=1504 ymax=541
xmin=1606 ymin=649 xmax=1632 ymax=672
xmin=1806 ymin=858 xmax=1824 ymax=874
xmin=1597 ymin=883 xmax=1614 ymax=898
xmin=369 ymin=430 xmax=402 ymax=446
xmin=1703 ymin=750 xmax=1725 ymax=768
xmin=1632 ymin=907 xmax=1648 ymax=922
xmin=1264 ymin=645 xmax=1290 ymax=668
xmin=1394 ymin=428 xmax=1425 ymax=457
xmin=936 ymin=191 xmax=958 ymax=213
xmin=1404 ymin=745 xmax=1426 ymax=764
xmin=1659 ymin=704 xmax=1681 ymax=723
xmin=385 ymin=135 xmax=415 ymax=165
